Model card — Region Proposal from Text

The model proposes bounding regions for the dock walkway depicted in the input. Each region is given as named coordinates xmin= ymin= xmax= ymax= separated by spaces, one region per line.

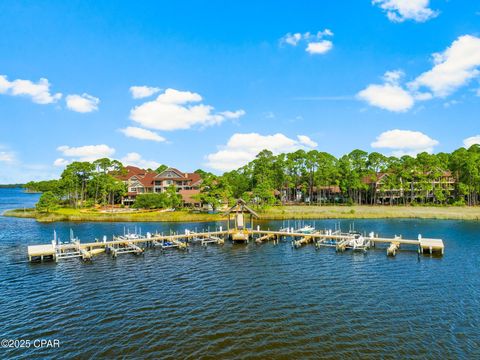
xmin=27 ymin=227 xmax=445 ymax=263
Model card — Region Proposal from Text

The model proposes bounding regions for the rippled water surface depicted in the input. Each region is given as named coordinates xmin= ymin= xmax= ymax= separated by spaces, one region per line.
xmin=1 ymin=188 xmax=480 ymax=359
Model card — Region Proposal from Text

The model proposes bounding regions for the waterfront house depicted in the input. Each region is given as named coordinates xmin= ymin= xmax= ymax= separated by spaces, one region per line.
xmin=118 ymin=166 xmax=202 ymax=207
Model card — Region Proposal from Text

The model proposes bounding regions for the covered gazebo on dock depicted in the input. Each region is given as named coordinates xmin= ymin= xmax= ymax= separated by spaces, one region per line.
xmin=224 ymin=199 xmax=259 ymax=243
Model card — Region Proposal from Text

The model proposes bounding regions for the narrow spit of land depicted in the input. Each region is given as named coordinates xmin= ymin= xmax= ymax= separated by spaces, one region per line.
xmin=4 ymin=205 xmax=480 ymax=222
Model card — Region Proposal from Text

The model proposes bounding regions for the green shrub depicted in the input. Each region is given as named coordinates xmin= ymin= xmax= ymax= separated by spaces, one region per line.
xmin=133 ymin=193 xmax=169 ymax=209
xmin=36 ymin=191 xmax=60 ymax=213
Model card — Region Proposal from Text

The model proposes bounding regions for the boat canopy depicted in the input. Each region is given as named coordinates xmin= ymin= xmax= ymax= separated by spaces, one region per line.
xmin=223 ymin=198 xmax=259 ymax=218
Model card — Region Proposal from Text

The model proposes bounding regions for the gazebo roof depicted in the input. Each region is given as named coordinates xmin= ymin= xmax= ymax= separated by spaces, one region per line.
xmin=224 ymin=198 xmax=259 ymax=218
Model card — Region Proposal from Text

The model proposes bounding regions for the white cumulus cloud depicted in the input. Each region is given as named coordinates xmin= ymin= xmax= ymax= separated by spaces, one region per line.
xmin=53 ymin=158 xmax=70 ymax=167
xmin=373 ymin=0 xmax=438 ymax=22
xmin=54 ymin=145 xmax=161 ymax=170
xmin=297 ymin=135 xmax=318 ymax=148
xmin=371 ymin=129 xmax=439 ymax=156
xmin=409 ymin=35 xmax=480 ymax=97
xmin=358 ymin=35 xmax=480 ymax=112
xmin=306 ymin=40 xmax=333 ymax=55
xmin=56 ymin=144 xmax=115 ymax=162
xmin=130 ymin=85 xmax=161 ymax=99
xmin=219 ymin=110 xmax=246 ymax=119
xmin=383 ymin=70 xmax=404 ymax=83
xmin=120 ymin=126 xmax=166 ymax=142
xmin=357 ymin=84 xmax=414 ymax=112
xmin=282 ymin=32 xmax=303 ymax=46
xmin=463 ymin=135 xmax=480 ymax=148
xmin=0 ymin=75 xmax=62 ymax=104
xmin=357 ymin=70 xmax=414 ymax=112
xmin=121 ymin=152 xmax=160 ymax=170
xmin=205 ymin=133 xmax=318 ymax=172
xmin=66 ymin=93 xmax=100 ymax=113
xmin=280 ymin=29 xmax=334 ymax=55
xmin=130 ymin=88 xmax=245 ymax=131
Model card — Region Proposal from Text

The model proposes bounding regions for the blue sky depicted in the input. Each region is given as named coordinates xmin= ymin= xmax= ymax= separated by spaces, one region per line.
xmin=0 ymin=0 xmax=479 ymax=183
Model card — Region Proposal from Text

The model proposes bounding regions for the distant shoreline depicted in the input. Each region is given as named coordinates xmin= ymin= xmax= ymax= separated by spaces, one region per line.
xmin=3 ymin=205 xmax=480 ymax=222
xmin=0 ymin=184 xmax=25 ymax=189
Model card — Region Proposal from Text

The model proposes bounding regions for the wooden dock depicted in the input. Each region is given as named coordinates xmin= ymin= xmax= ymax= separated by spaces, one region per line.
xmin=27 ymin=227 xmax=445 ymax=263
xmin=292 ymin=234 xmax=317 ymax=248
xmin=255 ymin=233 xmax=277 ymax=244
xmin=28 ymin=244 xmax=55 ymax=262
xmin=419 ymin=238 xmax=444 ymax=255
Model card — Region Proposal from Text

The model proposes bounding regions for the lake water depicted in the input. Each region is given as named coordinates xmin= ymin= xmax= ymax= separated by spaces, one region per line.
xmin=1 ymin=188 xmax=479 ymax=359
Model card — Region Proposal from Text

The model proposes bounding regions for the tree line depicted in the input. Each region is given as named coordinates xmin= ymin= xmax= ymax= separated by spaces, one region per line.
xmin=0 ymin=183 xmax=25 ymax=188
xmin=27 ymin=159 xmax=184 ymax=212
xmin=197 ymin=145 xmax=480 ymax=210
xmin=30 ymin=158 xmax=127 ymax=212
xmin=26 ymin=145 xmax=480 ymax=212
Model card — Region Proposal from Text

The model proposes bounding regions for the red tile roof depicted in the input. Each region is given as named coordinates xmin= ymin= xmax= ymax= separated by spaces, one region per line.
xmin=186 ymin=172 xmax=202 ymax=185
xmin=179 ymin=189 xmax=201 ymax=204
xmin=362 ymin=173 xmax=387 ymax=185
xmin=126 ymin=165 xmax=144 ymax=173
xmin=156 ymin=168 xmax=186 ymax=179
xmin=154 ymin=177 xmax=187 ymax=181
xmin=138 ymin=172 xmax=157 ymax=187
xmin=117 ymin=166 xmax=203 ymax=190
xmin=316 ymin=185 xmax=341 ymax=193
xmin=116 ymin=165 xmax=146 ymax=180
xmin=169 ymin=168 xmax=185 ymax=176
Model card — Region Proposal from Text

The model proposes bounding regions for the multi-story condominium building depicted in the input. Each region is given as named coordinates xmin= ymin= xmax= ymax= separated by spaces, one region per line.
xmin=118 ymin=166 xmax=202 ymax=206
xmin=364 ymin=171 xmax=456 ymax=204
xmin=278 ymin=185 xmax=343 ymax=204
xmin=276 ymin=171 xmax=456 ymax=205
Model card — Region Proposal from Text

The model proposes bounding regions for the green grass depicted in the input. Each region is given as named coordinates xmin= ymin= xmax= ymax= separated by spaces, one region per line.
xmin=262 ymin=205 xmax=480 ymax=220
xmin=4 ymin=205 xmax=480 ymax=222
xmin=3 ymin=208 xmax=224 ymax=222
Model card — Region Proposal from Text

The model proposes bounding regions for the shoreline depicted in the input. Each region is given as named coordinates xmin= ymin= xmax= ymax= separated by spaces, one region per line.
xmin=4 ymin=205 xmax=480 ymax=222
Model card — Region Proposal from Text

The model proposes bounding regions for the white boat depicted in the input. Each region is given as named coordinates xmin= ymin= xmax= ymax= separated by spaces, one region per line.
xmin=296 ymin=225 xmax=316 ymax=234
xmin=349 ymin=233 xmax=371 ymax=251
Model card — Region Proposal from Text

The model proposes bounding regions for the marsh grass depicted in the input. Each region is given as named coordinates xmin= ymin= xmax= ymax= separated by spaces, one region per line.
xmin=4 ymin=205 xmax=480 ymax=222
